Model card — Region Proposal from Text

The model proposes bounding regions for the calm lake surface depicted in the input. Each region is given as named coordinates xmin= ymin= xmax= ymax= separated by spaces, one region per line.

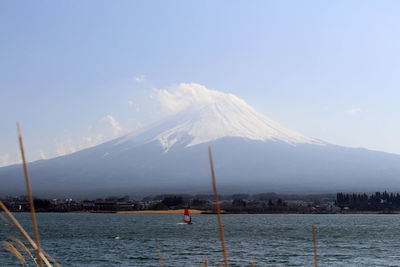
xmin=1 ymin=213 xmax=400 ymax=266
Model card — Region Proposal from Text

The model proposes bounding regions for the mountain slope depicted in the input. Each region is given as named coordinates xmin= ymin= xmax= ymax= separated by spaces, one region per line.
xmin=2 ymin=137 xmax=400 ymax=198
xmin=1 ymin=84 xmax=400 ymax=197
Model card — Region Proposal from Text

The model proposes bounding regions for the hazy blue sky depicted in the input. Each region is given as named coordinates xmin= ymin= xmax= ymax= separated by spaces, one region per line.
xmin=1 ymin=1 xmax=400 ymax=166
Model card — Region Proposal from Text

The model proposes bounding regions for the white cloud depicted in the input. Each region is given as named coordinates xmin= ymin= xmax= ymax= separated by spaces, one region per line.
xmin=0 ymin=154 xmax=9 ymax=167
xmin=61 ymin=132 xmax=106 ymax=153
xmin=346 ymin=107 xmax=361 ymax=114
xmin=101 ymin=115 xmax=123 ymax=137
xmin=128 ymin=100 xmax=140 ymax=112
xmin=96 ymin=133 xmax=103 ymax=142
xmin=78 ymin=132 xmax=106 ymax=150
xmin=39 ymin=150 xmax=47 ymax=160
xmin=0 ymin=153 xmax=21 ymax=167
xmin=15 ymin=148 xmax=21 ymax=162
xmin=134 ymin=75 xmax=145 ymax=83
xmin=82 ymin=136 xmax=93 ymax=146
xmin=51 ymin=120 xmax=119 ymax=158
xmin=56 ymin=139 xmax=76 ymax=156
xmin=155 ymin=83 xmax=234 ymax=115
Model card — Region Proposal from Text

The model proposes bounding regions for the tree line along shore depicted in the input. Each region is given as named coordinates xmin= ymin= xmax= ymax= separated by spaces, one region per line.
xmin=2 ymin=192 xmax=400 ymax=214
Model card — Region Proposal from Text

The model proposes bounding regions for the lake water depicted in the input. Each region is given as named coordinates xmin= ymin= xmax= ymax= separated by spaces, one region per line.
xmin=1 ymin=213 xmax=400 ymax=266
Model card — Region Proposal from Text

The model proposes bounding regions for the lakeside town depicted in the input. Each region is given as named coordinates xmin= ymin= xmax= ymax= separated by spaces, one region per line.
xmin=2 ymin=192 xmax=400 ymax=214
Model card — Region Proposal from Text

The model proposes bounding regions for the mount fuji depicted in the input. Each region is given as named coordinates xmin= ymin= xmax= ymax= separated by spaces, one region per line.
xmin=1 ymin=83 xmax=400 ymax=197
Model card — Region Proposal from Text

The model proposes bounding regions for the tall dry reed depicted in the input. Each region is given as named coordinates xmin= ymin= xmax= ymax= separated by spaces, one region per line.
xmin=312 ymin=225 xmax=318 ymax=267
xmin=0 ymin=124 xmax=59 ymax=266
xmin=157 ymin=246 xmax=165 ymax=267
xmin=3 ymin=241 xmax=27 ymax=266
xmin=208 ymin=146 xmax=228 ymax=267
xmin=0 ymin=201 xmax=52 ymax=266
xmin=0 ymin=212 xmax=11 ymax=225
xmin=9 ymin=236 xmax=38 ymax=265
xmin=17 ymin=123 xmax=43 ymax=267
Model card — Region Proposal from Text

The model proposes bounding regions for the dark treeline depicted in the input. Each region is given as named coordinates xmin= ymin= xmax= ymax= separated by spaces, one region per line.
xmin=147 ymin=192 xmax=335 ymax=202
xmin=5 ymin=192 xmax=400 ymax=213
xmin=1 ymin=192 xmax=336 ymax=213
xmin=336 ymin=192 xmax=400 ymax=211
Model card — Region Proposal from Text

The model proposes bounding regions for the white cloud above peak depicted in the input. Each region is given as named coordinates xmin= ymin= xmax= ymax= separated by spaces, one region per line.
xmin=155 ymin=83 xmax=237 ymax=115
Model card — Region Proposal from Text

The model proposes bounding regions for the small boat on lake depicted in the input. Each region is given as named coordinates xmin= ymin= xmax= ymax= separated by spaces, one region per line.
xmin=183 ymin=208 xmax=192 ymax=224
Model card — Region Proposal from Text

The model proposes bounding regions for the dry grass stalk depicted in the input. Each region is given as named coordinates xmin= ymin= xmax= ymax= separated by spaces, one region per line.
xmin=0 ymin=212 xmax=11 ymax=225
xmin=201 ymin=258 xmax=208 ymax=267
xmin=0 ymin=201 xmax=52 ymax=266
xmin=17 ymin=123 xmax=43 ymax=267
xmin=9 ymin=236 xmax=38 ymax=266
xmin=312 ymin=225 xmax=318 ymax=267
xmin=3 ymin=241 xmax=27 ymax=266
xmin=157 ymin=246 xmax=165 ymax=267
xmin=208 ymin=146 xmax=229 ymax=267
xmin=42 ymin=250 xmax=62 ymax=267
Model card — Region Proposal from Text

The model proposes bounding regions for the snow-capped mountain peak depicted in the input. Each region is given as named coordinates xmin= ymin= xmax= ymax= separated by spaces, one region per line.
xmin=118 ymin=83 xmax=323 ymax=151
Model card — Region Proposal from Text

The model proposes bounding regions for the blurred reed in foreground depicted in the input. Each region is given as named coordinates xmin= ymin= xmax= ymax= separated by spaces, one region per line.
xmin=208 ymin=146 xmax=229 ymax=267
xmin=312 ymin=225 xmax=318 ymax=267
xmin=0 ymin=124 xmax=59 ymax=267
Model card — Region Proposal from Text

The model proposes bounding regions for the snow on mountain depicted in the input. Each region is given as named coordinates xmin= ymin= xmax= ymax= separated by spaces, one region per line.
xmin=118 ymin=83 xmax=323 ymax=151
xmin=2 ymin=83 xmax=400 ymax=197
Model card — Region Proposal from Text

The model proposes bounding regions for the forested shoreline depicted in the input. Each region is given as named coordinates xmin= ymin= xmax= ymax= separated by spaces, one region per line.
xmin=2 ymin=192 xmax=400 ymax=213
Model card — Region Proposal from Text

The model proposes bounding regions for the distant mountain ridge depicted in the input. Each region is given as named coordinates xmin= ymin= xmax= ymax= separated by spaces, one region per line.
xmin=1 ymin=84 xmax=400 ymax=197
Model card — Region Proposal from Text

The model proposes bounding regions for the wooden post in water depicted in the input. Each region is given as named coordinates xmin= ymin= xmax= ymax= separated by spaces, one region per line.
xmin=312 ymin=225 xmax=318 ymax=267
xmin=17 ymin=123 xmax=43 ymax=267
xmin=208 ymin=146 xmax=229 ymax=267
